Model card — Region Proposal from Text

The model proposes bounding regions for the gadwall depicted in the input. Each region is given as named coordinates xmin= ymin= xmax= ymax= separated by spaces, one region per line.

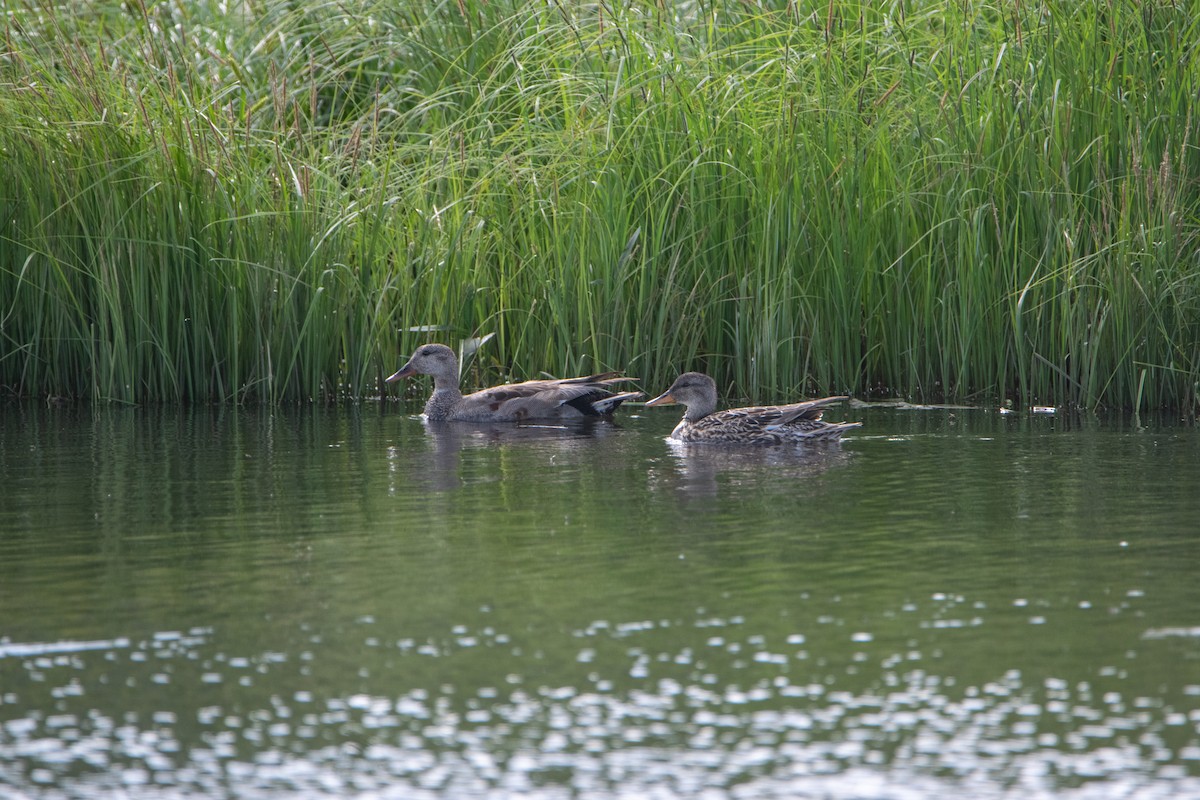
xmin=645 ymin=372 xmax=860 ymax=443
xmin=387 ymin=343 xmax=641 ymax=422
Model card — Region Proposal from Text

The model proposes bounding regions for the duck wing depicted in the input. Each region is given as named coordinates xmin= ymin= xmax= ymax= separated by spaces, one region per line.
xmin=548 ymin=371 xmax=626 ymax=385
xmin=762 ymin=396 xmax=849 ymax=430
xmin=457 ymin=376 xmax=640 ymax=421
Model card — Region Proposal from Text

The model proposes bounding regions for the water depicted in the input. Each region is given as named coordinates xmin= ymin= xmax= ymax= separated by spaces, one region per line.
xmin=2 ymin=401 xmax=1199 ymax=799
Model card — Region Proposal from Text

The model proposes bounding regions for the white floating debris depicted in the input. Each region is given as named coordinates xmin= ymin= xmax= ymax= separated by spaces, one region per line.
xmin=1032 ymin=406 xmax=1056 ymax=414
xmin=1142 ymin=627 xmax=1200 ymax=639
xmin=0 ymin=638 xmax=130 ymax=659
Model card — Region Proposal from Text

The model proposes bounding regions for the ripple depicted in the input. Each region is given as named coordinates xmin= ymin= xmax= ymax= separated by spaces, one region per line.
xmin=4 ymin=648 xmax=1199 ymax=800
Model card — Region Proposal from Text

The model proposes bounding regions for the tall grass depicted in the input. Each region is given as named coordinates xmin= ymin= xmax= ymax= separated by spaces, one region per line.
xmin=1 ymin=0 xmax=1197 ymax=409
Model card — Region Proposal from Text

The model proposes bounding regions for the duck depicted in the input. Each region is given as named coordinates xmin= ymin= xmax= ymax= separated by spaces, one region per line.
xmin=386 ymin=343 xmax=642 ymax=422
xmin=644 ymin=371 xmax=860 ymax=444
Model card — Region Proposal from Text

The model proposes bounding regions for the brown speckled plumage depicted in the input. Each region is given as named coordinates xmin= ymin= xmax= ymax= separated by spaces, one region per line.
xmin=645 ymin=372 xmax=860 ymax=444
xmin=386 ymin=343 xmax=641 ymax=422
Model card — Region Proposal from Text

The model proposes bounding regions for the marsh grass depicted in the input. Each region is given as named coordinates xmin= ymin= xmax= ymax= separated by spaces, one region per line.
xmin=2 ymin=0 xmax=1197 ymax=409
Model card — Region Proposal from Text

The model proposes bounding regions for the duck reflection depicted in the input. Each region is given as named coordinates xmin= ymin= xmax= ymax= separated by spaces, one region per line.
xmin=398 ymin=417 xmax=621 ymax=493
xmin=650 ymin=439 xmax=856 ymax=500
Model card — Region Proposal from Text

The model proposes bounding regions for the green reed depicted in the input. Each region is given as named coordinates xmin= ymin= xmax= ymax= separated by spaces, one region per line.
xmin=1 ymin=0 xmax=1197 ymax=410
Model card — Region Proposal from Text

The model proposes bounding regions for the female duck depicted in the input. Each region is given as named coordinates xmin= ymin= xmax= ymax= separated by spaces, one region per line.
xmin=645 ymin=372 xmax=860 ymax=444
xmin=387 ymin=343 xmax=641 ymax=422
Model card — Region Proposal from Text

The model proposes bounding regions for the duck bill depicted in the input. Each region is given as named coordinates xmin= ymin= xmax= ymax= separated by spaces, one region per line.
xmin=644 ymin=390 xmax=677 ymax=407
xmin=385 ymin=362 xmax=416 ymax=383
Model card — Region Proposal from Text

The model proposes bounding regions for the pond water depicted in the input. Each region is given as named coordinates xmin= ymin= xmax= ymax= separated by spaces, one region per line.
xmin=1 ymin=399 xmax=1199 ymax=799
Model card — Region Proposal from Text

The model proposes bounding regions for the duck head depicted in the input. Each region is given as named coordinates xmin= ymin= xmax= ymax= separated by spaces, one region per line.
xmin=645 ymin=371 xmax=718 ymax=420
xmin=386 ymin=343 xmax=459 ymax=386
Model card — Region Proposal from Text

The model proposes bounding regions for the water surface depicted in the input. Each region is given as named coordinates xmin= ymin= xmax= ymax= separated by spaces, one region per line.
xmin=2 ymin=401 xmax=1198 ymax=799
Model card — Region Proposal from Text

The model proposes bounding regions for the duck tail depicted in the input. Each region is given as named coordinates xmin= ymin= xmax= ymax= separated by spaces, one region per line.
xmin=587 ymin=390 xmax=643 ymax=416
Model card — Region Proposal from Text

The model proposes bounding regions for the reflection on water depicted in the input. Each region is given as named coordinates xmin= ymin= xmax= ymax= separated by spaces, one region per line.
xmin=394 ymin=418 xmax=623 ymax=493
xmin=651 ymin=438 xmax=856 ymax=500
xmin=1 ymin=402 xmax=1198 ymax=799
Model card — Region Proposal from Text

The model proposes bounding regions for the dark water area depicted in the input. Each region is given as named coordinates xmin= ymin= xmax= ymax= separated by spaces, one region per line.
xmin=1 ymin=400 xmax=1198 ymax=799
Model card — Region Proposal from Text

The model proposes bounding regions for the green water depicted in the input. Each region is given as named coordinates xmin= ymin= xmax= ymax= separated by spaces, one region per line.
xmin=1 ymin=402 xmax=1198 ymax=799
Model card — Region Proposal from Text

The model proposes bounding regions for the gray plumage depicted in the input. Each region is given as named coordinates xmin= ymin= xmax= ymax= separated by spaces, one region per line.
xmin=387 ymin=343 xmax=641 ymax=422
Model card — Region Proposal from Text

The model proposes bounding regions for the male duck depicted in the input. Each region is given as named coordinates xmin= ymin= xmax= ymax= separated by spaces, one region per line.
xmin=387 ymin=343 xmax=641 ymax=422
xmin=645 ymin=371 xmax=860 ymax=444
